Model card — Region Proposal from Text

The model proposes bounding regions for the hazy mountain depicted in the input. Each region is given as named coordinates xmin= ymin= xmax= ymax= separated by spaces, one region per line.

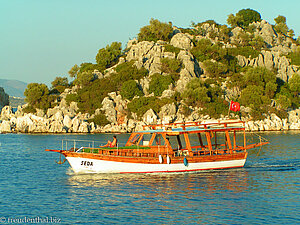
xmin=0 ymin=79 xmax=27 ymax=97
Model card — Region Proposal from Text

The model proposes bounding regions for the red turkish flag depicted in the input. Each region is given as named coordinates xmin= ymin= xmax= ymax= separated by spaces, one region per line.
xmin=229 ymin=101 xmax=240 ymax=112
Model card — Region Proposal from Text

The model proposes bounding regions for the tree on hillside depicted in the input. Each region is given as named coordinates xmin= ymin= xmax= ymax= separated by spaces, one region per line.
xmin=227 ymin=9 xmax=261 ymax=29
xmin=182 ymin=78 xmax=210 ymax=107
xmin=288 ymin=74 xmax=300 ymax=97
xmin=138 ymin=18 xmax=173 ymax=42
xmin=148 ymin=73 xmax=175 ymax=96
xmin=243 ymin=67 xmax=277 ymax=98
xmin=274 ymin=15 xmax=286 ymax=24
xmin=24 ymin=83 xmax=51 ymax=110
xmin=120 ymin=80 xmax=143 ymax=100
xmin=51 ymin=76 xmax=69 ymax=93
xmin=274 ymin=15 xmax=294 ymax=37
xmin=68 ymin=64 xmax=79 ymax=78
xmin=95 ymin=42 xmax=122 ymax=70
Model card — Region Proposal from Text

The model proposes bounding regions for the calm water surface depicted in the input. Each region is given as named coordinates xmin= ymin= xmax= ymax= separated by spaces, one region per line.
xmin=0 ymin=132 xmax=299 ymax=224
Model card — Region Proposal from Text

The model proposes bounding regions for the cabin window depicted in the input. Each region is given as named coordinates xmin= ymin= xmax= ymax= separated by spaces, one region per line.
xmin=129 ymin=134 xmax=141 ymax=144
xmin=166 ymin=134 xmax=187 ymax=150
xmin=154 ymin=134 xmax=166 ymax=146
xmin=140 ymin=134 xmax=152 ymax=146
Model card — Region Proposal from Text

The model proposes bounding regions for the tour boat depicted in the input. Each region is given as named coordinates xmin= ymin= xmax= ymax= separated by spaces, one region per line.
xmin=46 ymin=120 xmax=269 ymax=173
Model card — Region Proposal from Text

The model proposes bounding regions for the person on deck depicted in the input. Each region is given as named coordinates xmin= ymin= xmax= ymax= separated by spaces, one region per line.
xmin=101 ymin=136 xmax=118 ymax=147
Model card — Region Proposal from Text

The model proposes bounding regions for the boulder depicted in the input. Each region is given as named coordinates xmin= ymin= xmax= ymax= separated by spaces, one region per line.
xmin=102 ymin=97 xmax=117 ymax=123
xmin=175 ymin=50 xmax=202 ymax=92
xmin=161 ymin=89 xmax=175 ymax=98
xmin=159 ymin=103 xmax=177 ymax=123
xmin=63 ymin=115 xmax=73 ymax=128
xmin=170 ymin=33 xmax=193 ymax=50
xmin=253 ymin=20 xmax=277 ymax=46
xmin=53 ymin=111 xmax=64 ymax=122
xmin=71 ymin=117 xmax=80 ymax=133
xmin=15 ymin=115 xmax=34 ymax=133
xmin=49 ymin=121 xmax=64 ymax=133
xmin=0 ymin=120 xmax=12 ymax=133
xmin=78 ymin=122 xmax=90 ymax=133
xmin=0 ymin=106 xmax=13 ymax=120
xmin=143 ymin=109 xmax=158 ymax=124
xmin=15 ymin=105 xmax=25 ymax=117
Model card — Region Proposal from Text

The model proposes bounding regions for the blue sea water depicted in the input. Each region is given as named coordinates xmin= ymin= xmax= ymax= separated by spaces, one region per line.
xmin=0 ymin=132 xmax=299 ymax=224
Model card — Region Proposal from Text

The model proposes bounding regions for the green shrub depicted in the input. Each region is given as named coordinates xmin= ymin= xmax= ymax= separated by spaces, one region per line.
xmin=65 ymin=94 xmax=80 ymax=105
xmin=120 ymin=80 xmax=143 ymax=100
xmin=242 ymin=67 xmax=277 ymax=98
xmin=24 ymin=83 xmax=52 ymax=110
xmin=191 ymin=39 xmax=226 ymax=62
xmin=138 ymin=18 xmax=173 ymax=42
xmin=73 ymin=62 xmax=148 ymax=114
xmin=286 ymin=51 xmax=300 ymax=66
xmin=227 ymin=9 xmax=262 ymax=28
xmin=181 ymin=78 xmax=210 ymax=107
xmin=218 ymin=25 xmax=231 ymax=43
xmin=239 ymin=85 xmax=271 ymax=110
xmin=249 ymin=36 xmax=267 ymax=50
xmin=203 ymin=60 xmax=228 ymax=78
xmin=74 ymin=72 xmax=95 ymax=87
xmin=228 ymin=46 xmax=260 ymax=58
xmin=79 ymin=63 xmax=105 ymax=74
xmin=275 ymin=94 xmax=292 ymax=110
xmin=95 ymin=42 xmax=122 ymax=69
xmin=127 ymin=96 xmax=173 ymax=118
xmin=23 ymin=105 xmax=37 ymax=114
xmin=164 ymin=44 xmax=181 ymax=57
xmin=194 ymin=20 xmax=221 ymax=28
xmin=76 ymin=78 xmax=115 ymax=114
xmin=88 ymin=114 xmax=110 ymax=126
xmin=148 ymin=73 xmax=175 ymax=96
xmin=288 ymin=74 xmax=300 ymax=96
xmin=200 ymin=98 xmax=228 ymax=118
xmin=276 ymin=82 xmax=299 ymax=109
xmin=249 ymin=107 xmax=267 ymax=120
xmin=114 ymin=61 xmax=148 ymax=81
xmin=160 ymin=58 xmax=182 ymax=74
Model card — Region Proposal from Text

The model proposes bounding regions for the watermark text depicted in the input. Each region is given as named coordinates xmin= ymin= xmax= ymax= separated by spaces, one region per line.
xmin=0 ymin=216 xmax=61 ymax=224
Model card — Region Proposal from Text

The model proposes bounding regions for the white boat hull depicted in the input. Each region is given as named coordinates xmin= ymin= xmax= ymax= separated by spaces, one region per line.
xmin=66 ymin=156 xmax=246 ymax=174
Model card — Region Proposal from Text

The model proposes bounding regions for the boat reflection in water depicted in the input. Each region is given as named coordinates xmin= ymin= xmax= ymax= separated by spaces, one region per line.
xmin=66 ymin=168 xmax=250 ymax=195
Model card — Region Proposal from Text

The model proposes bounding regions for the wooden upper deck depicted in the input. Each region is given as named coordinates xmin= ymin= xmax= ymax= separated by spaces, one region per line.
xmin=141 ymin=120 xmax=245 ymax=135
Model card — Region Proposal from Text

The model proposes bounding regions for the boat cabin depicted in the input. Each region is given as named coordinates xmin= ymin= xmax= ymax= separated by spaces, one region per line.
xmin=124 ymin=121 xmax=247 ymax=158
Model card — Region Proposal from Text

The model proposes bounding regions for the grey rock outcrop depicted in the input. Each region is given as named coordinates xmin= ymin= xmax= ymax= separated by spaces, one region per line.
xmin=176 ymin=50 xmax=202 ymax=91
xmin=143 ymin=109 xmax=158 ymax=124
xmin=159 ymin=103 xmax=177 ymax=123
xmin=252 ymin=20 xmax=277 ymax=47
xmin=0 ymin=120 xmax=11 ymax=132
xmin=170 ymin=33 xmax=193 ymax=50
xmin=102 ymin=97 xmax=117 ymax=124
xmin=236 ymin=50 xmax=299 ymax=82
xmin=0 ymin=106 xmax=12 ymax=120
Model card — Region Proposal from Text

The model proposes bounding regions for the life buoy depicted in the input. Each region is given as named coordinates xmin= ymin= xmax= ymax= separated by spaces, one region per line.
xmin=159 ymin=155 xmax=163 ymax=164
xmin=184 ymin=157 xmax=188 ymax=166
xmin=167 ymin=155 xmax=171 ymax=164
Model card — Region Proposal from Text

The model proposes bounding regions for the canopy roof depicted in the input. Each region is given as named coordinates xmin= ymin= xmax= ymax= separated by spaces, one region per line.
xmin=139 ymin=120 xmax=245 ymax=134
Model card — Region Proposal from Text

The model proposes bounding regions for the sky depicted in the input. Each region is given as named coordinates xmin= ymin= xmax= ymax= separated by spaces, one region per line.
xmin=1 ymin=0 xmax=299 ymax=86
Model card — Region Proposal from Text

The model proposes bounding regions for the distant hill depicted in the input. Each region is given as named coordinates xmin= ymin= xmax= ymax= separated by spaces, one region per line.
xmin=0 ymin=79 xmax=27 ymax=97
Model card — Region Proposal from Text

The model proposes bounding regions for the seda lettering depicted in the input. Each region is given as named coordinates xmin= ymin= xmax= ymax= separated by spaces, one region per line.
xmin=81 ymin=161 xmax=93 ymax=166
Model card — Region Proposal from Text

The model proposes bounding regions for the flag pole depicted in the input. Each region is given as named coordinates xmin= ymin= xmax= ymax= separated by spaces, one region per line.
xmin=228 ymin=101 xmax=231 ymax=118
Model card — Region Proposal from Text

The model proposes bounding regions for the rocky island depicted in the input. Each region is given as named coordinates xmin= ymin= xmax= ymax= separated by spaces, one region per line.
xmin=0 ymin=9 xmax=299 ymax=133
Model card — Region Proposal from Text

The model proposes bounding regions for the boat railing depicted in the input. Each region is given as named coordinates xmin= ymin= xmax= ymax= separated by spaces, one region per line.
xmin=143 ymin=120 xmax=245 ymax=131
xmin=61 ymin=139 xmax=127 ymax=152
